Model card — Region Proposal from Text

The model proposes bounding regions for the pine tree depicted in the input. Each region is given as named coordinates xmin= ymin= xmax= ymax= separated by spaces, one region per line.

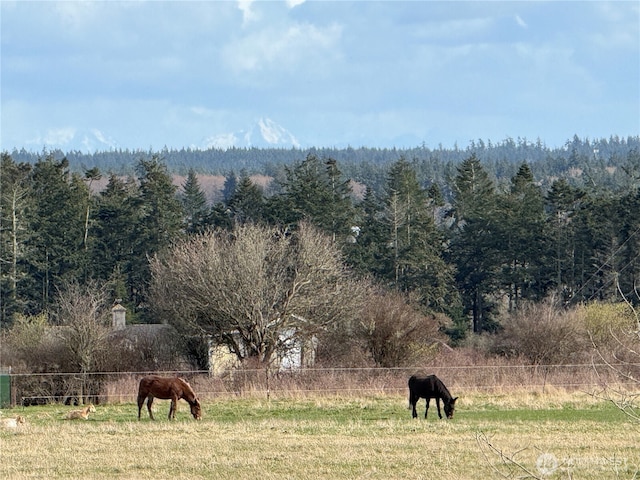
xmin=207 ymin=202 xmax=233 ymax=231
xmin=377 ymin=158 xmax=458 ymax=314
xmin=545 ymin=179 xmax=585 ymax=299
xmin=24 ymin=155 xmax=88 ymax=312
xmin=228 ymin=172 xmax=265 ymax=225
xmin=616 ymin=188 xmax=640 ymax=301
xmin=277 ymin=154 xmax=355 ymax=242
xmin=499 ymin=163 xmax=550 ymax=309
xmin=91 ymin=173 xmax=140 ymax=311
xmin=130 ymin=156 xmax=184 ymax=316
xmin=221 ymin=171 xmax=237 ymax=204
xmin=0 ymin=154 xmax=33 ymax=325
xmin=344 ymin=186 xmax=387 ymax=276
xmin=448 ymin=154 xmax=500 ymax=333
xmin=324 ymin=158 xmax=355 ymax=242
xmin=572 ymin=193 xmax=618 ymax=302
xmin=180 ymin=168 xmax=209 ymax=234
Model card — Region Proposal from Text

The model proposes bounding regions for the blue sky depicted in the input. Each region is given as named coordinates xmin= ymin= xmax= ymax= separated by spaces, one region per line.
xmin=1 ymin=1 xmax=638 ymax=153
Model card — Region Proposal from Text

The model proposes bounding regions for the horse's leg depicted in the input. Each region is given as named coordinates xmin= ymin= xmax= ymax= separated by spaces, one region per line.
xmin=137 ymin=394 xmax=145 ymax=420
xmin=147 ymin=397 xmax=155 ymax=420
xmin=410 ymin=393 xmax=418 ymax=418
xmin=169 ymin=397 xmax=177 ymax=420
xmin=425 ymin=398 xmax=430 ymax=419
xmin=436 ymin=398 xmax=443 ymax=419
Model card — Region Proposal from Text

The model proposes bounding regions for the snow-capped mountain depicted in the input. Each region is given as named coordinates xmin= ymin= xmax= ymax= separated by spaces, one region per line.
xmin=203 ymin=117 xmax=300 ymax=150
xmin=26 ymin=117 xmax=299 ymax=153
xmin=78 ymin=128 xmax=120 ymax=152
xmin=27 ymin=127 xmax=119 ymax=153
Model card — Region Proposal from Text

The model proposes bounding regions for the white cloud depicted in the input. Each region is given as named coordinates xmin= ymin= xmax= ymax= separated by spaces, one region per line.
xmin=589 ymin=3 xmax=639 ymax=50
xmin=54 ymin=2 xmax=99 ymax=29
xmin=222 ymin=22 xmax=343 ymax=75
xmin=286 ymin=0 xmax=306 ymax=8
xmin=41 ymin=127 xmax=76 ymax=146
xmin=190 ymin=106 xmax=214 ymax=117
xmin=238 ymin=0 xmax=258 ymax=26
xmin=2 ymin=1 xmax=637 ymax=152
xmin=90 ymin=129 xmax=117 ymax=148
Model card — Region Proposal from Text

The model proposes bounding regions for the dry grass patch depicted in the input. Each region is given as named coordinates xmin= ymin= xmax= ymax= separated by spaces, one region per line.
xmin=1 ymin=393 xmax=638 ymax=479
xmin=460 ymin=385 xmax=613 ymax=411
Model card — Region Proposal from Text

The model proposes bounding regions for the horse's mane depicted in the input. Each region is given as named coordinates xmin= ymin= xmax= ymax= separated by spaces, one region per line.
xmin=435 ymin=377 xmax=453 ymax=401
xmin=179 ymin=378 xmax=198 ymax=404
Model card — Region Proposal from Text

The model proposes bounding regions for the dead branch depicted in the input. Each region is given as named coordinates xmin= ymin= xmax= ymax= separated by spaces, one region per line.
xmin=475 ymin=431 xmax=545 ymax=479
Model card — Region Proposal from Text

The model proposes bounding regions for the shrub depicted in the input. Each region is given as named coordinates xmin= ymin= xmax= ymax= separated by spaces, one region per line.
xmin=490 ymin=297 xmax=589 ymax=365
xmin=582 ymin=301 xmax=637 ymax=352
xmin=357 ymin=290 xmax=445 ymax=367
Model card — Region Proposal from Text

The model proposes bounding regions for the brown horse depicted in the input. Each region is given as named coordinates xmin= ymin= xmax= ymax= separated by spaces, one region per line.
xmin=137 ymin=375 xmax=202 ymax=420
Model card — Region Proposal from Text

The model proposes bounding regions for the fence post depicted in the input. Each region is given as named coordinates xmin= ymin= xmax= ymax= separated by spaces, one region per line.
xmin=0 ymin=367 xmax=11 ymax=408
xmin=265 ymin=365 xmax=271 ymax=400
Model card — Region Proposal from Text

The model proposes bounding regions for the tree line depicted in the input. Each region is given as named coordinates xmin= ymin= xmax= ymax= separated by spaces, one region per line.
xmin=7 ymin=134 xmax=640 ymax=195
xmin=2 ymin=145 xmax=639 ymax=333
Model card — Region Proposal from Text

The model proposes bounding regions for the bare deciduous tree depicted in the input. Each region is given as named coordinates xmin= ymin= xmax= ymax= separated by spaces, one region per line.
xmin=359 ymin=290 xmax=444 ymax=367
xmin=54 ymin=280 xmax=111 ymax=374
xmin=491 ymin=295 xmax=588 ymax=365
xmin=149 ymin=222 xmax=367 ymax=366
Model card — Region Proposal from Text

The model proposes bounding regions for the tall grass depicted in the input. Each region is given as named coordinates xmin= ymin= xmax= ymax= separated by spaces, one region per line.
xmin=94 ymin=358 xmax=625 ymax=405
xmin=9 ymin=352 xmax=630 ymax=407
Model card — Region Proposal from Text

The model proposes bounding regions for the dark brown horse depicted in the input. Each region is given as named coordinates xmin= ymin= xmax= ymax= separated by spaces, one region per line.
xmin=408 ymin=374 xmax=458 ymax=419
xmin=137 ymin=375 xmax=202 ymax=420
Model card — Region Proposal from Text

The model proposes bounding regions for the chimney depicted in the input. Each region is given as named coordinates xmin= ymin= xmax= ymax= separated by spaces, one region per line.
xmin=111 ymin=300 xmax=126 ymax=330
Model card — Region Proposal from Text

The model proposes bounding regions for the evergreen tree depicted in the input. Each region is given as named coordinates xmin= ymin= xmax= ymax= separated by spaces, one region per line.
xmin=572 ymin=193 xmax=619 ymax=302
xmin=0 ymin=154 xmax=33 ymax=325
xmin=620 ymin=147 xmax=640 ymax=191
xmin=24 ymin=155 xmax=88 ymax=312
xmin=207 ymin=202 xmax=233 ymax=231
xmin=277 ymin=154 xmax=355 ymax=242
xmin=180 ymin=168 xmax=209 ymax=234
xmin=499 ymin=163 xmax=551 ymax=309
xmin=221 ymin=171 xmax=237 ymax=204
xmin=616 ymin=188 xmax=640 ymax=302
xmin=545 ymin=179 xmax=585 ymax=299
xmin=324 ymin=158 xmax=356 ymax=242
xmin=91 ymin=174 xmax=140 ymax=312
xmin=378 ymin=158 xmax=458 ymax=314
xmin=448 ymin=154 xmax=500 ymax=333
xmin=228 ymin=171 xmax=265 ymax=225
xmin=282 ymin=153 xmax=330 ymax=226
xmin=130 ymin=157 xmax=184 ymax=316
xmin=344 ymin=186 xmax=387 ymax=276
xmin=427 ymin=183 xmax=444 ymax=209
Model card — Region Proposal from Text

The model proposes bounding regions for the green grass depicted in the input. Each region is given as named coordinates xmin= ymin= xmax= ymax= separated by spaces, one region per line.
xmin=1 ymin=394 xmax=638 ymax=479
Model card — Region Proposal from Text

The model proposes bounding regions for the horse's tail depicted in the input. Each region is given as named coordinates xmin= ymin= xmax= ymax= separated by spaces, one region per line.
xmin=407 ymin=376 xmax=414 ymax=409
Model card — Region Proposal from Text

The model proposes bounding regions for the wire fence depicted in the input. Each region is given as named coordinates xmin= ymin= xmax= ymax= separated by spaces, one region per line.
xmin=4 ymin=362 xmax=638 ymax=407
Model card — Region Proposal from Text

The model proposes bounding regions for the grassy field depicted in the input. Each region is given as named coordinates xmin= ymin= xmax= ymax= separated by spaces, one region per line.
xmin=1 ymin=391 xmax=638 ymax=479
